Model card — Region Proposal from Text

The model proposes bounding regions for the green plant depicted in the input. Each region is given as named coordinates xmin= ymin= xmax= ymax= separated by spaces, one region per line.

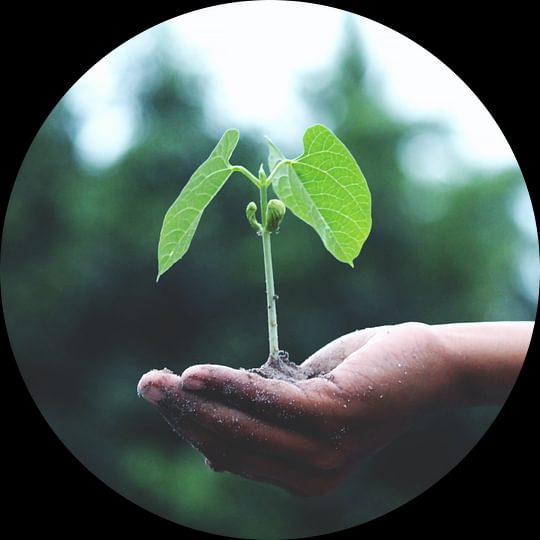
xmin=157 ymin=124 xmax=371 ymax=362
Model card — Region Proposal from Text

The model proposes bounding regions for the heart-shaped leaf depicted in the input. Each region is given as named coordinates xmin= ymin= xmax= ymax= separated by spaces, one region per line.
xmin=269 ymin=124 xmax=371 ymax=266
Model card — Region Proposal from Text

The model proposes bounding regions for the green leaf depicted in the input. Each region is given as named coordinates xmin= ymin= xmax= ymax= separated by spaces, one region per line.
xmin=157 ymin=128 xmax=240 ymax=280
xmin=269 ymin=124 xmax=371 ymax=266
xmin=266 ymin=136 xmax=285 ymax=171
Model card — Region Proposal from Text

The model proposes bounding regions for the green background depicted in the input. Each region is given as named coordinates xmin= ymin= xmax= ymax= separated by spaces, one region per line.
xmin=2 ymin=17 xmax=537 ymax=539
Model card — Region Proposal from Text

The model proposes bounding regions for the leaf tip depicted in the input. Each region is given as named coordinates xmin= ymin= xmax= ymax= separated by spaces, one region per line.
xmin=226 ymin=127 xmax=240 ymax=141
xmin=156 ymin=264 xmax=165 ymax=282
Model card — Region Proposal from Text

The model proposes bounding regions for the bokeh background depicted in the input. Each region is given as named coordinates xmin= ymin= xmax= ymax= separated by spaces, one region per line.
xmin=2 ymin=3 xmax=538 ymax=539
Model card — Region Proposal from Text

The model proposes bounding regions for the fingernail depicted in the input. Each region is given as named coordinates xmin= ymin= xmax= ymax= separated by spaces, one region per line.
xmin=137 ymin=369 xmax=182 ymax=405
xmin=182 ymin=376 xmax=206 ymax=391
xmin=139 ymin=384 xmax=164 ymax=405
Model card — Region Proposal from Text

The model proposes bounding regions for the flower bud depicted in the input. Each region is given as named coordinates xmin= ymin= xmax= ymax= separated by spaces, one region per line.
xmin=266 ymin=199 xmax=286 ymax=233
xmin=245 ymin=201 xmax=262 ymax=233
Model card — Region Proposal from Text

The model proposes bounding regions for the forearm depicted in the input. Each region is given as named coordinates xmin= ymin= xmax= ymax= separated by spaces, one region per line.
xmin=434 ymin=322 xmax=534 ymax=406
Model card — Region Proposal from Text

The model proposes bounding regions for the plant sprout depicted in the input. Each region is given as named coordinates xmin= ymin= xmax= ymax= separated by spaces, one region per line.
xmin=157 ymin=124 xmax=371 ymax=363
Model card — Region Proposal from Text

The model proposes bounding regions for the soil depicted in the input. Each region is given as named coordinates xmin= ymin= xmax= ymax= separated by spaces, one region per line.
xmin=248 ymin=350 xmax=331 ymax=382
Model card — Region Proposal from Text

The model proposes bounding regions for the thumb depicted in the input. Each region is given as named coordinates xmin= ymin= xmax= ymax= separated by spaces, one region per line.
xmin=300 ymin=327 xmax=381 ymax=377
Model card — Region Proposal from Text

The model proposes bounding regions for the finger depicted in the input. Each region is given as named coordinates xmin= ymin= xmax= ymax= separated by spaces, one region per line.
xmin=138 ymin=368 xmax=220 ymax=434
xmin=329 ymin=325 xmax=397 ymax=393
xmin=178 ymin=417 xmax=352 ymax=497
xmin=136 ymin=373 xmax=223 ymax=460
xmin=138 ymin=369 xmax=355 ymax=495
xmin=300 ymin=326 xmax=382 ymax=376
xmin=138 ymin=368 xmax=332 ymax=464
xmin=209 ymin=444 xmax=351 ymax=497
xmin=154 ymin=383 xmax=333 ymax=467
xmin=182 ymin=364 xmax=309 ymax=411
xmin=181 ymin=364 xmax=345 ymax=427
xmin=173 ymin=416 xmax=230 ymax=467
xmin=137 ymin=368 xmax=182 ymax=405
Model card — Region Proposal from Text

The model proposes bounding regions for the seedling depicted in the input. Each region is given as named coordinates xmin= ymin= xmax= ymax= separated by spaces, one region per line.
xmin=157 ymin=124 xmax=371 ymax=375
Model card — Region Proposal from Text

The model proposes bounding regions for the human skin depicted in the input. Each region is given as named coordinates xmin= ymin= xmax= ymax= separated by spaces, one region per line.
xmin=137 ymin=321 xmax=533 ymax=496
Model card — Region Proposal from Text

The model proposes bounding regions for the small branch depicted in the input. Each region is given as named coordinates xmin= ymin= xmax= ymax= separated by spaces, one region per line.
xmin=266 ymin=159 xmax=291 ymax=185
xmin=230 ymin=165 xmax=260 ymax=188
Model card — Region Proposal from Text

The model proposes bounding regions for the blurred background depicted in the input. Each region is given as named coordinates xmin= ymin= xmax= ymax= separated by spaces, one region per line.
xmin=2 ymin=3 xmax=538 ymax=538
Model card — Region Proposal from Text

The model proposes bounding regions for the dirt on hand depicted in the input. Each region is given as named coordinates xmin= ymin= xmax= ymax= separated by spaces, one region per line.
xmin=248 ymin=350 xmax=332 ymax=382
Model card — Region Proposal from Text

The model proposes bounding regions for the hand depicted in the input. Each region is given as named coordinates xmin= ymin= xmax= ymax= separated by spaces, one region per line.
xmin=137 ymin=322 xmax=456 ymax=496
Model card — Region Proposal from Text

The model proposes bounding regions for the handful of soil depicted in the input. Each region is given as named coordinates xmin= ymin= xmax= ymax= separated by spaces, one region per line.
xmin=248 ymin=350 xmax=331 ymax=382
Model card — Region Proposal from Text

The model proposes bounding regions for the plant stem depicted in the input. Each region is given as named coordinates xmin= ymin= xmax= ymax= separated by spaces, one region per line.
xmin=260 ymin=182 xmax=280 ymax=360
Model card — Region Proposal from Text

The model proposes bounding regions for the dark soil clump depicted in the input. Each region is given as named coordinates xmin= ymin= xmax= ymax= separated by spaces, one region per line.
xmin=248 ymin=350 xmax=324 ymax=382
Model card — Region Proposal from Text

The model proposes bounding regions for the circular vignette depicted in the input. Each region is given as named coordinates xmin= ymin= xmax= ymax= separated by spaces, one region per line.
xmin=3 ymin=3 xmax=537 ymax=537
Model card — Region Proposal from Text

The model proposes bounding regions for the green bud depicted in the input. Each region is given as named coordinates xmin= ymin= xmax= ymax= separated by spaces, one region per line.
xmin=258 ymin=163 xmax=267 ymax=182
xmin=266 ymin=199 xmax=286 ymax=233
xmin=246 ymin=201 xmax=262 ymax=233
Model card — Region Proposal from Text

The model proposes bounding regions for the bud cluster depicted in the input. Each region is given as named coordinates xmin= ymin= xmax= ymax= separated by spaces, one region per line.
xmin=245 ymin=199 xmax=286 ymax=234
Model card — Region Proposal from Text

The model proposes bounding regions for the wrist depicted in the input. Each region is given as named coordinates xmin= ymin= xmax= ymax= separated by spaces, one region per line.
xmin=435 ymin=324 xmax=480 ymax=406
xmin=433 ymin=322 xmax=532 ymax=406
